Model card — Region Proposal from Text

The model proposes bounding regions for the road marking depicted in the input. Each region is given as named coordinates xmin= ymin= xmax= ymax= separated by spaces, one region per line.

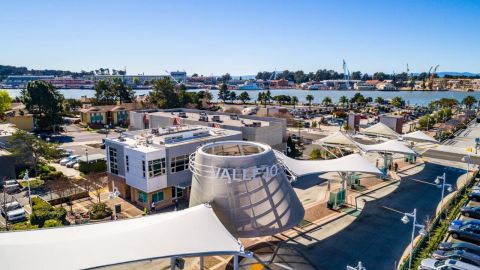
xmin=381 ymin=206 xmax=404 ymax=214
xmin=404 ymin=178 xmax=437 ymax=186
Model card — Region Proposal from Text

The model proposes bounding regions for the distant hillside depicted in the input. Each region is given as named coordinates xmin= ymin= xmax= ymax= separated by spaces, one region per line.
xmin=437 ymin=72 xmax=480 ymax=78
xmin=0 ymin=65 xmax=93 ymax=80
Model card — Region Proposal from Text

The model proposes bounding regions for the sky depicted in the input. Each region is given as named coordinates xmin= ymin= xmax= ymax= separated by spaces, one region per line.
xmin=2 ymin=0 xmax=480 ymax=76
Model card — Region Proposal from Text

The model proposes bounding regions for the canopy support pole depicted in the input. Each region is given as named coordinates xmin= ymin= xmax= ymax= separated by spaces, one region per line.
xmin=171 ymin=257 xmax=175 ymax=270
xmin=200 ymin=256 xmax=204 ymax=270
xmin=234 ymin=255 xmax=239 ymax=270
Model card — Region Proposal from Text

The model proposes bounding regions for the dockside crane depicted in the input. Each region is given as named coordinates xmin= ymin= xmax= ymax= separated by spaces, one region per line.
xmin=426 ymin=65 xmax=440 ymax=90
xmin=343 ymin=59 xmax=351 ymax=90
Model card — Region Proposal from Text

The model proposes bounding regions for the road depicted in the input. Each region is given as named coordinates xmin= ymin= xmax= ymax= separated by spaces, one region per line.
xmin=240 ymin=162 xmax=465 ymax=270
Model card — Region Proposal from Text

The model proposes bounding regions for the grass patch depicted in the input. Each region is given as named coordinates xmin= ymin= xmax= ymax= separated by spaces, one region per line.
xmin=19 ymin=179 xmax=45 ymax=189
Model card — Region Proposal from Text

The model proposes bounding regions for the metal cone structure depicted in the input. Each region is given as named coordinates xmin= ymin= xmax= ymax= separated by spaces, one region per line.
xmin=189 ymin=141 xmax=304 ymax=238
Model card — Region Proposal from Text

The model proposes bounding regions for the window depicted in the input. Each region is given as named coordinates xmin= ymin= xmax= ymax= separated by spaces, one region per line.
xmin=126 ymin=155 xmax=129 ymax=172
xmin=142 ymin=160 xmax=146 ymax=178
xmin=171 ymin=187 xmax=183 ymax=198
xmin=138 ymin=191 xmax=147 ymax=203
xmin=152 ymin=191 xmax=164 ymax=203
xmin=109 ymin=147 xmax=118 ymax=174
xmin=148 ymin=158 xmax=166 ymax=177
xmin=170 ymin=155 xmax=189 ymax=173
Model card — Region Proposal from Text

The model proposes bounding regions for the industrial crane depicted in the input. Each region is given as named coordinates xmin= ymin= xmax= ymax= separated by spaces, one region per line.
xmin=343 ymin=60 xmax=351 ymax=90
xmin=426 ymin=65 xmax=440 ymax=90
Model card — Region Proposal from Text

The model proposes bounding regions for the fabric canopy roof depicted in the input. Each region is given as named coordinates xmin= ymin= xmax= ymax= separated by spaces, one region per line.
xmin=0 ymin=204 xmax=244 ymax=270
xmin=361 ymin=122 xmax=399 ymax=137
xmin=315 ymin=131 xmax=356 ymax=147
xmin=355 ymin=140 xmax=417 ymax=156
xmin=275 ymin=152 xmax=382 ymax=177
xmin=402 ymin=131 xmax=437 ymax=143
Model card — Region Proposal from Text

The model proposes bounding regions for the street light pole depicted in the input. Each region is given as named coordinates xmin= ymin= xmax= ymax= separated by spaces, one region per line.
xmin=23 ymin=170 xmax=32 ymax=210
xmin=401 ymin=209 xmax=427 ymax=270
xmin=85 ymin=148 xmax=89 ymax=163
xmin=347 ymin=261 xmax=366 ymax=270
xmin=435 ymin=172 xmax=453 ymax=219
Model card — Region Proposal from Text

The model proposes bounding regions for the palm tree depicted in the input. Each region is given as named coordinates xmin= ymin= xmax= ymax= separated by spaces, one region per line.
xmin=322 ymin=96 xmax=332 ymax=106
xmin=463 ymin=95 xmax=477 ymax=109
xmin=291 ymin=96 xmax=299 ymax=109
xmin=375 ymin=96 xmax=385 ymax=104
xmin=339 ymin=95 xmax=348 ymax=106
xmin=306 ymin=94 xmax=314 ymax=109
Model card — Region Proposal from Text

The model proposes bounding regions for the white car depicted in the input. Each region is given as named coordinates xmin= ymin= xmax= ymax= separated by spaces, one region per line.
xmin=1 ymin=201 xmax=26 ymax=222
xmin=66 ymin=157 xmax=79 ymax=168
xmin=419 ymin=258 xmax=478 ymax=270
xmin=60 ymin=155 xmax=80 ymax=166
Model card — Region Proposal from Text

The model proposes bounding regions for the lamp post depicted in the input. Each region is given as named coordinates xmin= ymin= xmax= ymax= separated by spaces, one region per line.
xmin=84 ymin=147 xmax=89 ymax=163
xmin=401 ymin=208 xmax=427 ymax=270
xmin=434 ymin=172 xmax=453 ymax=219
xmin=347 ymin=261 xmax=366 ymax=270
xmin=23 ymin=170 xmax=32 ymax=210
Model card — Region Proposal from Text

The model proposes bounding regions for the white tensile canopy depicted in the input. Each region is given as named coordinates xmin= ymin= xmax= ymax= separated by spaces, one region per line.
xmin=361 ymin=122 xmax=399 ymax=137
xmin=402 ymin=131 xmax=437 ymax=143
xmin=315 ymin=131 xmax=357 ymax=147
xmin=0 ymin=204 xmax=246 ymax=270
xmin=275 ymin=152 xmax=382 ymax=177
xmin=355 ymin=140 xmax=417 ymax=156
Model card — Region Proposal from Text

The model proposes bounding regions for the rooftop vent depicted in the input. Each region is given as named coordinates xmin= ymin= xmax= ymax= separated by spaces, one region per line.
xmin=212 ymin=116 xmax=222 ymax=122
xmin=199 ymin=115 xmax=209 ymax=122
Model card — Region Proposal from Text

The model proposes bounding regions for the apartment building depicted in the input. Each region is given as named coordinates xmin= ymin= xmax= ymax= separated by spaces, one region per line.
xmin=104 ymin=125 xmax=242 ymax=210
xmin=129 ymin=108 xmax=287 ymax=150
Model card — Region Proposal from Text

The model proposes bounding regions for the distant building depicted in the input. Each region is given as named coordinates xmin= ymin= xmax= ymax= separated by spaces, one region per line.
xmin=170 ymin=71 xmax=187 ymax=84
xmin=4 ymin=103 xmax=34 ymax=131
xmin=90 ymin=75 xmax=169 ymax=86
xmin=79 ymin=103 xmax=140 ymax=127
xmin=379 ymin=115 xmax=404 ymax=134
xmin=43 ymin=77 xmax=93 ymax=89
xmin=129 ymin=108 xmax=287 ymax=150
xmin=376 ymin=82 xmax=397 ymax=91
xmin=104 ymin=125 xmax=242 ymax=210
xmin=3 ymin=75 xmax=54 ymax=87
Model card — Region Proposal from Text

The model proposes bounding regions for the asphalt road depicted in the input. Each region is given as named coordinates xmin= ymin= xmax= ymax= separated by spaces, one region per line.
xmin=241 ymin=162 xmax=465 ymax=270
xmin=423 ymin=149 xmax=480 ymax=165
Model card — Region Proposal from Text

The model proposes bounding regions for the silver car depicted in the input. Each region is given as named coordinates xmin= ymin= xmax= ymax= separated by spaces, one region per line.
xmin=419 ymin=259 xmax=478 ymax=270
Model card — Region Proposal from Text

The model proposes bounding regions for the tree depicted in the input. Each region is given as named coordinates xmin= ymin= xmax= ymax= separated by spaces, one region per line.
xmin=63 ymin=98 xmax=82 ymax=113
xmin=391 ymin=96 xmax=404 ymax=108
xmin=365 ymin=96 xmax=373 ymax=103
xmin=286 ymin=136 xmax=300 ymax=158
xmin=375 ymin=97 xmax=385 ymax=104
xmin=306 ymin=94 xmax=314 ymax=109
xmin=147 ymin=78 xmax=179 ymax=108
xmin=93 ymin=80 xmax=116 ymax=105
xmin=114 ymin=80 xmax=135 ymax=104
xmin=21 ymin=81 xmax=64 ymax=131
xmin=238 ymin=91 xmax=251 ymax=104
xmin=132 ymin=77 xmax=140 ymax=85
xmin=0 ymin=90 xmax=12 ymax=116
xmin=311 ymin=120 xmax=318 ymax=129
xmin=291 ymin=96 xmax=299 ymax=109
xmin=218 ymin=83 xmax=230 ymax=103
xmin=228 ymin=91 xmax=237 ymax=103
xmin=350 ymin=93 xmax=366 ymax=105
xmin=322 ymin=96 xmax=332 ymax=106
xmin=84 ymin=173 xmax=108 ymax=203
xmin=351 ymin=71 xmax=362 ymax=80
xmin=463 ymin=96 xmax=477 ymax=109
xmin=221 ymin=73 xmax=231 ymax=83
xmin=339 ymin=95 xmax=348 ymax=106
xmin=8 ymin=130 xmax=60 ymax=177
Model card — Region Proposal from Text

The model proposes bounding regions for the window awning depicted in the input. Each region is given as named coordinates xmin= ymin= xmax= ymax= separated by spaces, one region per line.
xmin=275 ymin=152 xmax=382 ymax=177
xmin=355 ymin=140 xmax=417 ymax=156
xmin=0 ymin=204 xmax=246 ymax=270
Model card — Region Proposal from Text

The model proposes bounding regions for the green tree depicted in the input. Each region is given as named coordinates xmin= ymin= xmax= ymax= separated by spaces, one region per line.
xmin=309 ymin=149 xmax=323 ymax=160
xmin=462 ymin=95 xmax=477 ymax=109
xmin=339 ymin=95 xmax=348 ymax=106
xmin=113 ymin=80 xmax=135 ymax=104
xmin=92 ymin=80 xmax=116 ymax=105
xmin=391 ymin=96 xmax=404 ymax=108
xmin=306 ymin=94 xmax=314 ymax=109
xmin=218 ymin=83 xmax=230 ymax=103
xmin=221 ymin=73 xmax=231 ymax=83
xmin=286 ymin=136 xmax=300 ymax=158
xmin=8 ymin=130 xmax=61 ymax=177
xmin=21 ymin=81 xmax=64 ymax=131
xmin=322 ymin=96 xmax=332 ymax=106
xmin=147 ymin=78 xmax=180 ymax=108
xmin=63 ymin=98 xmax=82 ymax=113
xmin=238 ymin=91 xmax=251 ymax=104
xmin=375 ymin=96 xmax=385 ymax=104
xmin=350 ymin=93 xmax=365 ymax=105
xmin=132 ymin=77 xmax=140 ymax=85
xmin=228 ymin=91 xmax=237 ymax=103
xmin=311 ymin=120 xmax=318 ymax=129
xmin=0 ymin=89 xmax=12 ymax=116
xmin=291 ymin=96 xmax=299 ymax=109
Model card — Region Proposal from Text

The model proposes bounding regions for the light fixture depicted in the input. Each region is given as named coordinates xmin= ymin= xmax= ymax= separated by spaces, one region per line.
xmin=434 ymin=177 xmax=440 ymax=185
xmin=447 ymin=186 xmax=453 ymax=193
xmin=401 ymin=215 xmax=410 ymax=224
xmin=419 ymin=228 xmax=427 ymax=236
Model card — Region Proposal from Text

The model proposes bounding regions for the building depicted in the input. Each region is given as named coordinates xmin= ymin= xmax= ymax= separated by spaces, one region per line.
xmin=170 ymin=71 xmax=187 ymax=83
xmin=129 ymin=108 xmax=287 ymax=150
xmin=379 ymin=115 xmax=404 ymax=134
xmin=376 ymin=82 xmax=397 ymax=91
xmin=43 ymin=77 xmax=93 ymax=89
xmin=104 ymin=125 xmax=242 ymax=210
xmin=90 ymin=75 xmax=169 ymax=87
xmin=79 ymin=103 xmax=139 ymax=127
xmin=4 ymin=103 xmax=35 ymax=131
xmin=348 ymin=114 xmax=361 ymax=131
xmin=3 ymin=75 xmax=55 ymax=88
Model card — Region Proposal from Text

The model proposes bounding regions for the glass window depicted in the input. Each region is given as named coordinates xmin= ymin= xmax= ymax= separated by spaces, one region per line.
xmin=148 ymin=158 xmax=166 ymax=177
xmin=142 ymin=160 xmax=146 ymax=178
xmin=126 ymin=155 xmax=129 ymax=172
xmin=170 ymin=155 xmax=189 ymax=173
xmin=152 ymin=191 xmax=164 ymax=203
xmin=171 ymin=186 xmax=183 ymax=198
xmin=109 ymin=147 xmax=118 ymax=174
xmin=138 ymin=191 xmax=147 ymax=203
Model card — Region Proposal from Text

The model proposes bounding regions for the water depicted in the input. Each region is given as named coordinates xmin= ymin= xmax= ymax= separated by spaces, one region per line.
xmin=5 ymin=88 xmax=480 ymax=106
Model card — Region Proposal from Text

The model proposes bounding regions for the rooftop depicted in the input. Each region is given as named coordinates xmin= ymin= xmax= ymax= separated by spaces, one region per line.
xmin=150 ymin=111 xmax=271 ymax=128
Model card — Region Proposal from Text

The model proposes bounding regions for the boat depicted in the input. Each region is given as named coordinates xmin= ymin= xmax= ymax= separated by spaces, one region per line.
xmin=237 ymin=81 xmax=262 ymax=90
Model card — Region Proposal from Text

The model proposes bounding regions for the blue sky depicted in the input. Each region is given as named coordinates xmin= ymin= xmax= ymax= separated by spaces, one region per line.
xmin=2 ymin=0 xmax=479 ymax=75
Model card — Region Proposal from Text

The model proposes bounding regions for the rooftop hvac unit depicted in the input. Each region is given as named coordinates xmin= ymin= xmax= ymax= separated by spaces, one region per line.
xmin=212 ymin=115 xmax=221 ymax=122
xmin=230 ymin=114 xmax=239 ymax=120
xmin=199 ymin=115 xmax=209 ymax=122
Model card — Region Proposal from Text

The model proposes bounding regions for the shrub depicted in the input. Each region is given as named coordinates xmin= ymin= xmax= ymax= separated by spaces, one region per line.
xmin=11 ymin=221 xmax=39 ymax=231
xmin=29 ymin=197 xmax=66 ymax=227
xmin=43 ymin=219 xmax=63 ymax=228
xmin=90 ymin=203 xmax=113 ymax=220
xmin=39 ymin=171 xmax=67 ymax=182
xmin=78 ymin=160 xmax=107 ymax=174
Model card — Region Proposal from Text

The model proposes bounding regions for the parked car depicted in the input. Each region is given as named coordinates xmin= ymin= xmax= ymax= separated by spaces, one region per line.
xmin=448 ymin=224 xmax=480 ymax=244
xmin=66 ymin=157 xmax=79 ymax=168
xmin=431 ymin=250 xmax=480 ymax=266
xmin=468 ymin=191 xmax=480 ymax=202
xmin=60 ymin=155 xmax=80 ymax=166
xmin=2 ymin=180 xmax=21 ymax=194
xmin=1 ymin=201 xmax=26 ymax=222
xmin=419 ymin=259 xmax=478 ymax=270
xmin=438 ymin=242 xmax=480 ymax=255
xmin=460 ymin=206 xmax=480 ymax=219
xmin=114 ymin=127 xmax=125 ymax=133
xmin=97 ymin=129 xmax=109 ymax=134
xmin=100 ymin=138 xmax=106 ymax=149
xmin=451 ymin=219 xmax=480 ymax=230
